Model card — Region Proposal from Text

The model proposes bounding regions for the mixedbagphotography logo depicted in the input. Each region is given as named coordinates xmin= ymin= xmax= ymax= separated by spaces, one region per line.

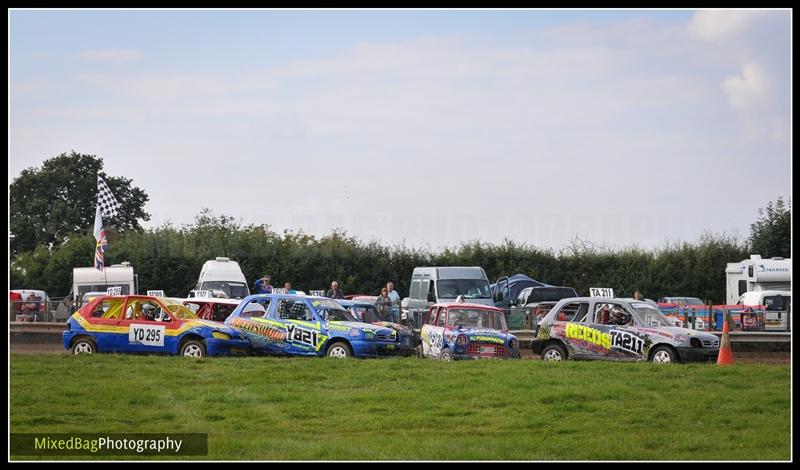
xmin=11 ymin=433 xmax=208 ymax=456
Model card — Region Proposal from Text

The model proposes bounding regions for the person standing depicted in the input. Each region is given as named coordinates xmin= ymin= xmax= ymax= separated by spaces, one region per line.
xmin=386 ymin=281 xmax=401 ymax=324
xmin=633 ymin=290 xmax=643 ymax=301
xmin=254 ymin=274 xmax=273 ymax=295
xmin=375 ymin=288 xmax=392 ymax=321
xmin=284 ymin=282 xmax=297 ymax=295
xmin=326 ymin=281 xmax=344 ymax=299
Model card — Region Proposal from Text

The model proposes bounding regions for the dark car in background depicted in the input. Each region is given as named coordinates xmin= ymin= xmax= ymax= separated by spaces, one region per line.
xmin=337 ymin=299 xmax=419 ymax=356
xmin=506 ymin=285 xmax=580 ymax=329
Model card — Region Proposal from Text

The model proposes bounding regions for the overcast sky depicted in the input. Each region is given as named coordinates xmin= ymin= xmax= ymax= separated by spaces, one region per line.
xmin=9 ymin=9 xmax=792 ymax=252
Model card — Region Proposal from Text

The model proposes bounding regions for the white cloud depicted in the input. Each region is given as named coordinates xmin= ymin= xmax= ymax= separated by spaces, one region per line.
xmin=76 ymin=49 xmax=141 ymax=63
xmin=688 ymin=10 xmax=767 ymax=42
xmin=722 ymin=62 xmax=771 ymax=111
xmin=689 ymin=10 xmax=789 ymax=142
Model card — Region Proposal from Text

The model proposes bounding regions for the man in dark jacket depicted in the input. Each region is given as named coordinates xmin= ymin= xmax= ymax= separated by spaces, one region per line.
xmin=326 ymin=281 xmax=344 ymax=299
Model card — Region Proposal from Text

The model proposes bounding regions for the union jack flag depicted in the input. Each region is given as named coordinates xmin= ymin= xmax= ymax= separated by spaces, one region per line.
xmin=93 ymin=207 xmax=109 ymax=271
xmin=93 ymin=176 xmax=118 ymax=271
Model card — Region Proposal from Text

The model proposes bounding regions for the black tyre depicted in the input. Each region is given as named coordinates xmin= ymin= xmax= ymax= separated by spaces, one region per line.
xmin=541 ymin=343 xmax=567 ymax=362
xmin=71 ymin=337 xmax=96 ymax=355
xmin=326 ymin=341 xmax=352 ymax=358
xmin=180 ymin=339 xmax=207 ymax=358
xmin=438 ymin=348 xmax=452 ymax=361
xmin=649 ymin=345 xmax=677 ymax=364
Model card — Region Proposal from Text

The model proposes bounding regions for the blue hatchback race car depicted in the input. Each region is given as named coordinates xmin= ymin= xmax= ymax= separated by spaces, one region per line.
xmin=225 ymin=294 xmax=399 ymax=358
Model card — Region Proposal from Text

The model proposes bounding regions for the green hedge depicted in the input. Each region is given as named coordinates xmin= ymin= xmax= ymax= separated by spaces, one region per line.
xmin=9 ymin=212 xmax=750 ymax=303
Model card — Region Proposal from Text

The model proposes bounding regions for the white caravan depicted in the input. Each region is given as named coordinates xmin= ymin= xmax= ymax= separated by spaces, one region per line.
xmin=725 ymin=255 xmax=791 ymax=305
xmin=72 ymin=262 xmax=137 ymax=306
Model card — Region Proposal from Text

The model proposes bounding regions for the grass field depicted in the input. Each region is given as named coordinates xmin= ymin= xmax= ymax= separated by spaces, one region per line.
xmin=10 ymin=354 xmax=791 ymax=461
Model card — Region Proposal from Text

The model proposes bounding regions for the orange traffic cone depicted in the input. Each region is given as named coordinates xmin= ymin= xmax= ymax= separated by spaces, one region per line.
xmin=717 ymin=311 xmax=734 ymax=366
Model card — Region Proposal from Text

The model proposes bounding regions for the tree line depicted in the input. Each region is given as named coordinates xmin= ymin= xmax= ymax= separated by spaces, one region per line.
xmin=10 ymin=152 xmax=790 ymax=303
xmin=11 ymin=209 xmax=753 ymax=303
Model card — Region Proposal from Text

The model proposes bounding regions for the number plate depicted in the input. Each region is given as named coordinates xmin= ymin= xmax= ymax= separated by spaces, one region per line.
xmin=129 ymin=324 xmax=165 ymax=347
xmin=479 ymin=346 xmax=493 ymax=354
xmin=589 ymin=287 xmax=615 ymax=298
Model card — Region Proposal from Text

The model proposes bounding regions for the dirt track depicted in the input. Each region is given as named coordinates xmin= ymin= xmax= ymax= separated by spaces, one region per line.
xmin=10 ymin=341 xmax=790 ymax=363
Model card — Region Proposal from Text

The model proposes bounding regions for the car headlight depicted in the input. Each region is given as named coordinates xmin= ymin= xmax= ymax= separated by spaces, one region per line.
xmin=456 ymin=334 xmax=468 ymax=345
xmin=212 ymin=331 xmax=231 ymax=341
xmin=509 ymin=338 xmax=519 ymax=349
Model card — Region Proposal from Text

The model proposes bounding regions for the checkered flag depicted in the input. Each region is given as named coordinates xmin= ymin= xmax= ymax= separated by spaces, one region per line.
xmin=97 ymin=176 xmax=120 ymax=218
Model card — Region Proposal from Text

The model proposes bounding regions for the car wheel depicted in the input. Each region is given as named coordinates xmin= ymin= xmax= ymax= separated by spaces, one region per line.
xmin=71 ymin=338 xmax=96 ymax=355
xmin=650 ymin=345 xmax=676 ymax=364
xmin=438 ymin=348 xmax=452 ymax=361
xmin=326 ymin=341 xmax=352 ymax=358
xmin=541 ymin=343 xmax=567 ymax=362
xmin=180 ymin=339 xmax=206 ymax=358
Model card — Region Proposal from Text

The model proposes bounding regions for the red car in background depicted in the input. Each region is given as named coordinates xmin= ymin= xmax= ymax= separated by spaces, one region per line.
xmin=182 ymin=298 xmax=242 ymax=322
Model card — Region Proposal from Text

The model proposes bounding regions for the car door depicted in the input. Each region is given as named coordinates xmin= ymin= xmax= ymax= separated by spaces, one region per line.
xmin=553 ymin=301 xmax=598 ymax=359
xmin=590 ymin=302 xmax=646 ymax=360
xmin=115 ymin=298 xmax=174 ymax=354
xmin=274 ymin=298 xmax=323 ymax=355
xmin=421 ymin=306 xmax=447 ymax=357
xmin=83 ymin=297 xmax=126 ymax=352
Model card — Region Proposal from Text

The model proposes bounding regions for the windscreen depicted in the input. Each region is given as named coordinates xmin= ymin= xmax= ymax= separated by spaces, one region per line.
xmin=199 ymin=281 xmax=249 ymax=299
xmin=446 ymin=308 xmax=508 ymax=330
xmin=437 ymin=279 xmax=491 ymax=299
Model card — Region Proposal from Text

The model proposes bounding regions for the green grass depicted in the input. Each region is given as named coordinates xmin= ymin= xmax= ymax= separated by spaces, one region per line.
xmin=10 ymin=354 xmax=790 ymax=460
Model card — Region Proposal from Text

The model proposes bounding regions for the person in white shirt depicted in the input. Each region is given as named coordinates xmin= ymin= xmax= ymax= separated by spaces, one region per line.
xmin=386 ymin=281 xmax=401 ymax=324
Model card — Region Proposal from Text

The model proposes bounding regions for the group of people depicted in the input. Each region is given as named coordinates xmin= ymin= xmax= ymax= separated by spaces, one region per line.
xmin=252 ymin=274 xmax=401 ymax=323
xmin=9 ymin=291 xmax=43 ymax=322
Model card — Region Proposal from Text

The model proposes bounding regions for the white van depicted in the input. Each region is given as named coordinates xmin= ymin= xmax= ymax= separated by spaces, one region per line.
xmin=72 ymin=262 xmax=137 ymax=306
xmin=195 ymin=257 xmax=250 ymax=299
xmin=737 ymin=290 xmax=791 ymax=332
xmin=400 ymin=266 xmax=493 ymax=328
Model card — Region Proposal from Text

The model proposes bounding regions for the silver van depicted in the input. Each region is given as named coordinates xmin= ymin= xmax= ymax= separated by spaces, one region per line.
xmin=400 ymin=267 xmax=493 ymax=328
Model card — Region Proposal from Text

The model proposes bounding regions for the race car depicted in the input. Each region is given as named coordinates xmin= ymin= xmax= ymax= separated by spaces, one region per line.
xmin=532 ymin=297 xmax=720 ymax=363
xmin=63 ymin=295 xmax=250 ymax=357
xmin=225 ymin=294 xmax=399 ymax=358
xmin=336 ymin=299 xmax=419 ymax=356
xmin=419 ymin=301 xmax=520 ymax=360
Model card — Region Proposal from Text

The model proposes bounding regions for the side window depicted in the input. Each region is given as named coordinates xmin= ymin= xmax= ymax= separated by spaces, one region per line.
xmin=435 ymin=308 xmax=447 ymax=327
xmin=738 ymin=280 xmax=747 ymax=298
xmin=424 ymin=308 xmax=437 ymax=325
xmin=593 ymin=303 xmax=611 ymax=324
xmin=574 ymin=303 xmax=590 ymax=322
xmin=91 ymin=299 xmax=124 ymax=319
xmin=409 ymin=280 xmax=421 ymax=300
xmin=498 ymin=283 xmax=508 ymax=302
xmin=555 ymin=302 xmax=588 ymax=322
xmin=241 ymin=300 xmax=268 ymax=319
xmin=125 ymin=300 xmax=169 ymax=322
xmin=363 ymin=306 xmax=379 ymax=323
xmin=213 ymin=304 xmax=235 ymax=322
xmin=278 ymin=299 xmax=313 ymax=321
xmin=420 ymin=280 xmax=430 ymax=301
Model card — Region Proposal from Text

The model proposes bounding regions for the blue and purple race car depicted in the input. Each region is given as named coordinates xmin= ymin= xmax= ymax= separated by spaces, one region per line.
xmin=225 ymin=294 xmax=399 ymax=358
